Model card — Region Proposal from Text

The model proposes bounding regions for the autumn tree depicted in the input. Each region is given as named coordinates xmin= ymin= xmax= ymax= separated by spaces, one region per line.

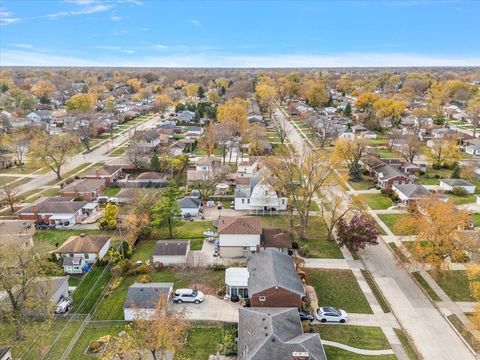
xmin=304 ymin=114 xmax=338 ymax=148
xmin=426 ymin=136 xmax=461 ymax=167
xmin=0 ymin=243 xmax=57 ymax=340
xmin=127 ymin=78 xmax=142 ymax=93
xmin=467 ymin=96 xmax=480 ymax=138
xmin=273 ymin=109 xmax=290 ymax=145
xmin=99 ymin=203 xmax=119 ymax=230
xmin=396 ymin=198 xmax=470 ymax=274
xmin=336 ymin=213 xmax=379 ymax=252
xmin=217 ymin=97 xmax=249 ymax=135
xmin=198 ymin=122 xmax=217 ymax=156
xmin=266 ymin=147 xmax=336 ymax=239
xmin=185 ymin=83 xmax=199 ymax=98
xmin=0 ymin=129 xmax=31 ymax=170
xmin=151 ymin=181 xmax=181 ymax=238
xmin=333 ymin=138 xmax=367 ymax=181
xmin=304 ymin=81 xmax=329 ymax=108
xmin=244 ymin=123 xmax=269 ymax=155
xmin=65 ymin=93 xmax=97 ymax=112
xmin=255 ymin=77 xmax=277 ymax=116
xmin=466 ymin=264 xmax=480 ymax=331
xmin=154 ymin=93 xmax=172 ymax=113
xmin=30 ymin=133 xmax=78 ymax=179
xmin=395 ymin=134 xmax=422 ymax=163
xmin=31 ymin=80 xmax=56 ymax=103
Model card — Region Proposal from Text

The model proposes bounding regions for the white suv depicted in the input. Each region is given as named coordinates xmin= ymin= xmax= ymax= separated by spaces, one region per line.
xmin=173 ymin=289 xmax=205 ymax=304
xmin=315 ymin=307 xmax=348 ymax=323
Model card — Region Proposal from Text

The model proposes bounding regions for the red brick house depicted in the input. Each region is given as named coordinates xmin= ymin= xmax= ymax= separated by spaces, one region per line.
xmin=61 ymin=179 xmax=106 ymax=201
xmin=372 ymin=165 xmax=413 ymax=191
xmin=247 ymin=249 xmax=304 ymax=308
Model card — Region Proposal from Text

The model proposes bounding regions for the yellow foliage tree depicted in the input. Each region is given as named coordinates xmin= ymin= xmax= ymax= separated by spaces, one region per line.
xmin=185 ymin=83 xmax=199 ymax=97
xmin=426 ymin=136 xmax=461 ymax=167
xmin=66 ymin=93 xmax=97 ymax=112
xmin=217 ymin=97 xmax=249 ymax=135
xmin=31 ymin=80 xmax=56 ymax=98
xmin=127 ymin=78 xmax=142 ymax=93
xmin=255 ymin=78 xmax=277 ymax=115
xmin=304 ymin=81 xmax=328 ymax=107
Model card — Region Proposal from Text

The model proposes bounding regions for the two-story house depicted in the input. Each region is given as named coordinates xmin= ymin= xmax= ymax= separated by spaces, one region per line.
xmin=218 ymin=216 xmax=262 ymax=258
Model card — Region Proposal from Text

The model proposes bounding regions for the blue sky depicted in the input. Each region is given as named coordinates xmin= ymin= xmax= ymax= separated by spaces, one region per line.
xmin=1 ymin=0 xmax=479 ymax=67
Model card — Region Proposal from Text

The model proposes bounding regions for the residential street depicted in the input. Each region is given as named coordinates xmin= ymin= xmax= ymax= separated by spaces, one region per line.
xmin=274 ymin=106 xmax=477 ymax=360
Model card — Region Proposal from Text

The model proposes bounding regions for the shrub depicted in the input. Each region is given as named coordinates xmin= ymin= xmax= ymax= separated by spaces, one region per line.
xmin=222 ymin=328 xmax=237 ymax=355
xmin=452 ymin=187 xmax=468 ymax=196
xmin=451 ymin=250 xmax=470 ymax=263
xmin=153 ymin=262 xmax=164 ymax=271
xmin=137 ymin=274 xmax=152 ymax=283
xmin=301 ymin=320 xmax=314 ymax=333
xmin=434 ymin=174 xmax=440 ymax=179
xmin=299 ymin=245 xmax=310 ymax=257
xmin=211 ymin=263 xmax=226 ymax=271
xmin=127 ymin=263 xmax=151 ymax=275
xmin=390 ymin=193 xmax=399 ymax=202
xmin=89 ymin=340 xmax=102 ymax=353
xmin=291 ymin=241 xmax=299 ymax=249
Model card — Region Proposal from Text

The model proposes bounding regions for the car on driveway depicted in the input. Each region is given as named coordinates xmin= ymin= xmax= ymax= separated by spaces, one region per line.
xmin=315 ymin=307 xmax=348 ymax=323
xmin=298 ymin=308 xmax=314 ymax=322
xmin=173 ymin=288 xmax=205 ymax=304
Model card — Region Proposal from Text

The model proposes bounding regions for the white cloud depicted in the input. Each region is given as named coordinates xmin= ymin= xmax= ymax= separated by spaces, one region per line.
xmin=11 ymin=43 xmax=33 ymax=48
xmin=47 ymin=4 xmax=113 ymax=18
xmin=64 ymin=0 xmax=97 ymax=4
xmin=1 ymin=49 xmax=479 ymax=68
xmin=110 ymin=15 xmax=122 ymax=21
xmin=139 ymin=27 xmax=149 ymax=31
xmin=188 ymin=19 xmax=201 ymax=26
xmin=152 ymin=44 xmax=169 ymax=50
xmin=116 ymin=0 xmax=143 ymax=5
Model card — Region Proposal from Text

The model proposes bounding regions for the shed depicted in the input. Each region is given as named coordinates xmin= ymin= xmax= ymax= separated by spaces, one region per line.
xmin=123 ymin=282 xmax=173 ymax=321
xmin=225 ymin=267 xmax=249 ymax=299
xmin=152 ymin=240 xmax=190 ymax=265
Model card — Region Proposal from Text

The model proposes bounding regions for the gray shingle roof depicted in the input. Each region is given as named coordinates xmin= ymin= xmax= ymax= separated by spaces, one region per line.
xmin=375 ymin=165 xmax=407 ymax=180
xmin=238 ymin=307 xmax=326 ymax=360
xmin=178 ymin=196 xmax=201 ymax=209
xmin=16 ymin=199 xmax=88 ymax=215
xmin=393 ymin=184 xmax=431 ymax=199
xmin=247 ymin=249 xmax=304 ymax=297
xmin=441 ymin=179 xmax=474 ymax=187
xmin=124 ymin=282 xmax=173 ymax=309
xmin=154 ymin=240 xmax=189 ymax=256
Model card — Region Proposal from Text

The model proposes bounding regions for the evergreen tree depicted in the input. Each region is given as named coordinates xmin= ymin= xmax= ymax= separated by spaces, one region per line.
xmin=150 ymin=153 xmax=160 ymax=172
xmin=197 ymin=86 xmax=205 ymax=99
xmin=343 ymin=103 xmax=352 ymax=118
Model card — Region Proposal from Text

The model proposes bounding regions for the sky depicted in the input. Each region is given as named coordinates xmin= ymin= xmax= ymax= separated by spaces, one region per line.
xmin=1 ymin=0 xmax=479 ymax=67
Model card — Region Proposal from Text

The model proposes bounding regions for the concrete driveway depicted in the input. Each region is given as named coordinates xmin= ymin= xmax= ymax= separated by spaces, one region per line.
xmin=169 ymin=295 xmax=240 ymax=323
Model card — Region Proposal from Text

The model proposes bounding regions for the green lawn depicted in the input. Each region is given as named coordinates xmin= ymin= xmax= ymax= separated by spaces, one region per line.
xmin=152 ymin=220 xmax=215 ymax=240
xmin=48 ymin=163 xmax=92 ymax=184
xmin=412 ymin=272 xmax=441 ymax=301
xmin=324 ymin=346 xmax=397 ymax=360
xmin=417 ymin=167 xmax=452 ymax=185
xmin=177 ymin=327 xmax=226 ymax=359
xmin=34 ymin=229 xmax=105 ymax=247
xmin=447 ymin=193 xmax=477 ymax=205
xmin=377 ymin=213 xmax=414 ymax=236
xmin=305 ymin=269 xmax=372 ymax=313
xmin=260 ymin=215 xmax=343 ymax=259
xmin=92 ymin=269 xmax=225 ymax=320
xmin=73 ymin=266 xmax=112 ymax=314
xmin=361 ymin=193 xmax=393 ymax=210
xmin=378 ymin=149 xmax=400 ymax=159
xmin=389 ymin=243 xmax=410 ymax=263
xmin=315 ymin=325 xmax=390 ymax=350
xmin=0 ymin=163 xmax=44 ymax=174
xmin=43 ymin=320 xmax=84 ymax=360
xmin=68 ymin=323 xmax=126 ymax=360
xmin=109 ymin=146 xmax=127 ymax=156
xmin=348 ymin=179 xmax=376 ymax=190
xmin=431 ymin=270 xmax=473 ymax=301
xmin=104 ymin=186 xmax=121 ymax=197
xmin=448 ymin=314 xmax=480 ymax=353
xmin=130 ymin=239 xmax=202 ymax=263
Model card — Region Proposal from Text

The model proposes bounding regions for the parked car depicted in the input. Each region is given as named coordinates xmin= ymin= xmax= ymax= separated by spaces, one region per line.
xmin=298 ymin=308 xmax=314 ymax=322
xmin=55 ymin=296 xmax=73 ymax=314
xmin=315 ymin=307 xmax=348 ymax=323
xmin=173 ymin=289 xmax=205 ymax=304
xmin=35 ymin=222 xmax=55 ymax=230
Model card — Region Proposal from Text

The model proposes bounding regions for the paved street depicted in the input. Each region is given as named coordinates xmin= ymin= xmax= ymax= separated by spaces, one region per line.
xmin=274 ymin=106 xmax=477 ymax=360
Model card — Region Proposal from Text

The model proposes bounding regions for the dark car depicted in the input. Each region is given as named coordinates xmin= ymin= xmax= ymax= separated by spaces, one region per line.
xmin=35 ymin=222 xmax=55 ymax=230
xmin=298 ymin=308 xmax=314 ymax=322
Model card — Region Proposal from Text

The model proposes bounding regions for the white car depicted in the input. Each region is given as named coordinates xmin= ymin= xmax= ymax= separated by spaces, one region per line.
xmin=173 ymin=289 xmax=205 ymax=304
xmin=315 ymin=307 xmax=348 ymax=323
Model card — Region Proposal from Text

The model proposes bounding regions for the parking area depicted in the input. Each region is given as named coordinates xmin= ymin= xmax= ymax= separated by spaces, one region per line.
xmin=169 ymin=295 xmax=241 ymax=323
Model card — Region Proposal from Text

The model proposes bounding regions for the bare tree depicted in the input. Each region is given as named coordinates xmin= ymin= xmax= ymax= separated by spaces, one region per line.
xmin=273 ymin=110 xmax=290 ymax=145
xmin=126 ymin=137 xmax=149 ymax=168
xmin=395 ymin=134 xmax=422 ymax=163
xmin=304 ymin=113 xmax=338 ymax=148
xmin=64 ymin=113 xmax=99 ymax=152
xmin=0 ymin=181 xmax=21 ymax=212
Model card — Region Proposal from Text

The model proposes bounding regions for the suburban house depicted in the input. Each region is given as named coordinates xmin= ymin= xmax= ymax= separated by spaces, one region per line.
xmin=84 ymin=165 xmax=124 ymax=183
xmin=0 ymin=220 xmax=35 ymax=249
xmin=132 ymin=130 xmax=161 ymax=150
xmin=61 ymin=178 xmax=107 ymax=201
xmin=187 ymin=157 xmax=224 ymax=183
xmin=260 ymin=228 xmax=293 ymax=253
xmin=392 ymin=184 xmax=433 ymax=205
xmin=218 ymin=216 xmax=262 ymax=258
xmin=225 ymin=267 xmax=249 ymax=299
xmin=152 ymin=240 xmax=190 ymax=265
xmin=62 ymin=256 xmax=86 ymax=274
xmin=16 ymin=199 xmax=98 ymax=227
xmin=440 ymin=179 xmax=476 ymax=194
xmin=54 ymin=234 xmax=111 ymax=268
xmin=234 ymin=171 xmax=288 ymax=212
xmin=247 ymin=249 xmax=305 ymax=308
xmin=373 ymin=165 xmax=413 ymax=191
xmin=123 ymin=283 xmax=173 ymax=321
xmin=237 ymin=158 xmax=260 ymax=177
xmin=238 ymin=307 xmax=327 ymax=360
xmin=178 ymin=196 xmax=202 ymax=218
xmin=133 ymin=172 xmax=169 ymax=187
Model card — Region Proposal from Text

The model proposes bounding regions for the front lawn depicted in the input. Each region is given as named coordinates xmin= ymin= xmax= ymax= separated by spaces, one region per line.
xmin=431 ymin=270 xmax=473 ymax=302
xmin=361 ymin=193 xmax=393 ymax=210
xmin=260 ymin=215 xmax=343 ymax=259
xmin=92 ymin=268 xmax=225 ymax=320
xmin=324 ymin=346 xmax=396 ymax=360
xmin=34 ymin=229 xmax=106 ymax=247
xmin=305 ymin=269 xmax=372 ymax=313
xmin=377 ymin=213 xmax=414 ymax=236
xmin=348 ymin=179 xmax=376 ymax=191
xmin=314 ymin=324 xmax=390 ymax=350
xmin=447 ymin=193 xmax=477 ymax=205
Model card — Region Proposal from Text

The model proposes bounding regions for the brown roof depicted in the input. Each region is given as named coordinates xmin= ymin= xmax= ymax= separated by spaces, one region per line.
xmin=16 ymin=199 xmax=88 ymax=215
xmin=218 ymin=216 xmax=262 ymax=235
xmin=84 ymin=165 xmax=123 ymax=177
xmin=55 ymin=235 xmax=110 ymax=254
xmin=262 ymin=228 xmax=293 ymax=249
xmin=154 ymin=240 xmax=189 ymax=256
xmin=137 ymin=172 xmax=167 ymax=180
xmin=197 ymin=157 xmax=222 ymax=166
xmin=62 ymin=179 xmax=105 ymax=194
xmin=235 ymin=177 xmax=251 ymax=186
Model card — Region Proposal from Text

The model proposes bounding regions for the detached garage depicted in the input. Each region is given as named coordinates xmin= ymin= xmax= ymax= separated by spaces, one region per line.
xmin=152 ymin=240 xmax=190 ymax=265
xmin=440 ymin=179 xmax=476 ymax=194
xmin=123 ymin=282 xmax=173 ymax=321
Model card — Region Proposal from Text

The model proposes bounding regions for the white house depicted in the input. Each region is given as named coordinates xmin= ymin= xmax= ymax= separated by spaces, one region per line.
xmin=237 ymin=158 xmax=259 ymax=177
xmin=440 ymin=179 xmax=476 ymax=194
xmin=54 ymin=234 xmax=111 ymax=267
xmin=0 ymin=347 xmax=12 ymax=360
xmin=123 ymin=283 xmax=173 ymax=321
xmin=178 ymin=196 xmax=202 ymax=218
xmin=225 ymin=267 xmax=249 ymax=299
xmin=152 ymin=240 xmax=190 ymax=265
xmin=218 ymin=216 xmax=262 ymax=258
xmin=132 ymin=130 xmax=161 ymax=150
xmin=234 ymin=174 xmax=287 ymax=212
xmin=62 ymin=256 xmax=86 ymax=274
xmin=26 ymin=112 xmax=41 ymax=123
xmin=466 ymin=144 xmax=480 ymax=156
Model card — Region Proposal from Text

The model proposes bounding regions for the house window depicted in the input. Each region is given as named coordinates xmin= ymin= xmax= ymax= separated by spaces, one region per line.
xmin=259 ymin=296 xmax=266 ymax=302
xmin=74 ymin=266 xmax=79 ymax=270
xmin=84 ymin=254 xmax=89 ymax=259
xmin=247 ymin=199 xmax=250 ymax=204
xmin=242 ymin=199 xmax=245 ymax=204
xmin=281 ymin=199 xmax=285 ymax=204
